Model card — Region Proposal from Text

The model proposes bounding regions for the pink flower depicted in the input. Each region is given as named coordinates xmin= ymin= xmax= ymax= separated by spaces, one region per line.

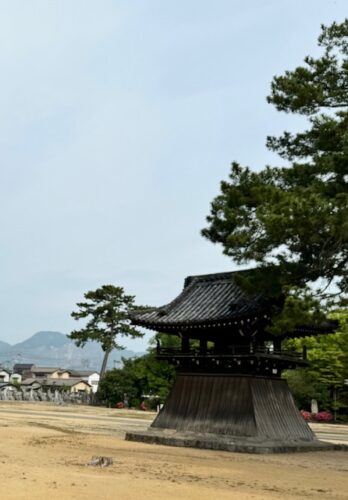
xmin=314 ymin=411 xmax=333 ymax=422
xmin=300 ymin=410 xmax=312 ymax=421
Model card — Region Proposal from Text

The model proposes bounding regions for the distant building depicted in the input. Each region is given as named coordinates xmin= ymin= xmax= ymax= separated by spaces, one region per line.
xmin=0 ymin=368 xmax=11 ymax=383
xmin=10 ymin=373 xmax=22 ymax=384
xmin=30 ymin=367 xmax=71 ymax=379
xmin=69 ymin=370 xmax=100 ymax=393
xmin=13 ymin=363 xmax=35 ymax=375
xmin=41 ymin=378 xmax=92 ymax=394
xmin=20 ymin=378 xmax=42 ymax=390
xmin=14 ymin=364 xmax=98 ymax=396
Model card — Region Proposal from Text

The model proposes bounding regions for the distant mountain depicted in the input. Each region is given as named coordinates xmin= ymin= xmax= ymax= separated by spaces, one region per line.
xmin=14 ymin=331 xmax=70 ymax=350
xmin=0 ymin=340 xmax=11 ymax=353
xmin=0 ymin=331 xmax=142 ymax=371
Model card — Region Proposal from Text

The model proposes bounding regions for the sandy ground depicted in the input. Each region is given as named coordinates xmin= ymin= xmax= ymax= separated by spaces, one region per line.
xmin=0 ymin=402 xmax=347 ymax=500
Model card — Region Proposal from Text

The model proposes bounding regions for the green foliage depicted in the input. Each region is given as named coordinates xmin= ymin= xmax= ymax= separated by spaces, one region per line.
xmin=149 ymin=332 xmax=181 ymax=349
xmin=284 ymin=311 xmax=348 ymax=413
xmin=97 ymin=363 xmax=141 ymax=406
xmin=98 ymin=351 xmax=176 ymax=408
xmin=69 ymin=285 xmax=143 ymax=378
xmin=69 ymin=285 xmax=143 ymax=352
xmin=98 ymin=332 xmax=178 ymax=407
xmin=284 ymin=369 xmax=330 ymax=410
xmin=202 ymin=20 xmax=348 ymax=323
xmin=268 ymin=19 xmax=348 ymax=114
xmin=268 ymin=291 xmax=326 ymax=336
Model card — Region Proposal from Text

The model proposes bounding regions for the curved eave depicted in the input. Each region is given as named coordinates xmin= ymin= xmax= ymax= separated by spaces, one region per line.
xmin=131 ymin=316 xmax=339 ymax=340
xmin=129 ymin=270 xmax=270 ymax=331
xmin=131 ymin=312 xmax=271 ymax=333
xmin=280 ymin=320 xmax=339 ymax=339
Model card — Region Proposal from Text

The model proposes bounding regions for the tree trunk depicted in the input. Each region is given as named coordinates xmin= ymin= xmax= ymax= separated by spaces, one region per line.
xmin=100 ymin=349 xmax=111 ymax=380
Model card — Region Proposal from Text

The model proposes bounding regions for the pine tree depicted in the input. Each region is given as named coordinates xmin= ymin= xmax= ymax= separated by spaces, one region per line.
xmin=202 ymin=20 xmax=348 ymax=328
xmin=69 ymin=285 xmax=143 ymax=379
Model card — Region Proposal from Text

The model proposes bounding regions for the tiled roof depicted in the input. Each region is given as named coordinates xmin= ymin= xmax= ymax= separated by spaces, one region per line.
xmin=0 ymin=367 xmax=11 ymax=374
xmin=13 ymin=364 xmax=35 ymax=374
xmin=31 ymin=367 xmax=60 ymax=373
xmin=41 ymin=378 xmax=91 ymax=387
xmin=69 ymin=370 xmax=98 ymax=377
xmin=131 ymin=270 xmax=268 ymax=330
xmin=20 ymin=378 xmax=42 ymax=386
xmin=130 ymin=270 xmax=338 ymax=337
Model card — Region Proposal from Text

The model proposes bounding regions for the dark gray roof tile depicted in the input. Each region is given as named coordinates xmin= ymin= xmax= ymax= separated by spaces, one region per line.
xmin=131 ymin=270 xmax=267 ymax=329
xmin=130 ymin=270 xmax=338 ymax=337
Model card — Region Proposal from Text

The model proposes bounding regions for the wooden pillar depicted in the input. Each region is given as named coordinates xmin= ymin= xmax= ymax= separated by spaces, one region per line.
xmin=214 ymin=338 xmax=221 ymax=353
xmin=199 ymin=338 xmax=207 ymax=354
xmin=181 ymin=336 xmax=190 ymax=353
xmin=273 ymin=338 xmax=281 ymax=353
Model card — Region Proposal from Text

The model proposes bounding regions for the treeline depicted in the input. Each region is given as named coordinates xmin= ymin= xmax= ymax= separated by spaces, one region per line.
xmin=284 ymin=312 xmax=348 ymax=420
xmin=98 ymin=334 xmax=178 ymax=409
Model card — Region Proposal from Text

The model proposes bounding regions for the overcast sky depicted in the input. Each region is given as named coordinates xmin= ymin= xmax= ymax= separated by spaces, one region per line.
xmin=1 ymin=1 xmax=346 ymax=350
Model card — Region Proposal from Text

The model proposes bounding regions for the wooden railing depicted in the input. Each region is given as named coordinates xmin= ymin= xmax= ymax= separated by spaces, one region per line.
xmin=156 ymin=346 xmax=304 ymax=360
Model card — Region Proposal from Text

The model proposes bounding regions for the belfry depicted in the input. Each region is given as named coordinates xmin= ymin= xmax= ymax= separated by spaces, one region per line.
xmin=126 ymin=270 xmax=341 ymax=453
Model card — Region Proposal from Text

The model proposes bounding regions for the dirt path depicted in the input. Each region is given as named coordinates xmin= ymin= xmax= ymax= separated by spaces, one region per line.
xmin=0 ymin=402 xmax=347 ymax=499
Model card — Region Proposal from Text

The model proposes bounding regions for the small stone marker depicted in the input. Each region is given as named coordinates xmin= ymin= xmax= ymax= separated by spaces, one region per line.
xmin=311 ymin=399 xmax=318 ymax=414
xmin=87 ymin=456 xmax=113 ymax=467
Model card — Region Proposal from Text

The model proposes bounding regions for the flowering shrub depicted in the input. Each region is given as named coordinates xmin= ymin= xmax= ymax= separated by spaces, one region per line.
xmin=300 ymin=410 xmax=312 ymax=421
xmin=300 ymin=410 xmax=334 ymax=422
xmin=140 ymin=401 xmax=148 ymax=411
xmin=314 ymin=411 xmax=333 ymax=422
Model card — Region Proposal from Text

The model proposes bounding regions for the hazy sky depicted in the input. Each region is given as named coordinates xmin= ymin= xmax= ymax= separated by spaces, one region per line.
xmin=1 ymin=1 xmax=346 ymax=350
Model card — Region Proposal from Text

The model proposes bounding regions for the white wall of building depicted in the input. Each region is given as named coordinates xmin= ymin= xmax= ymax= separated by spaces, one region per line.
xmin=0 ymin=370 xmax=10 ymax=383
xmin=87 ymin=373 xmax=100 ymax=393
xmin=10 ymin=373 xmax=22 ymax=383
